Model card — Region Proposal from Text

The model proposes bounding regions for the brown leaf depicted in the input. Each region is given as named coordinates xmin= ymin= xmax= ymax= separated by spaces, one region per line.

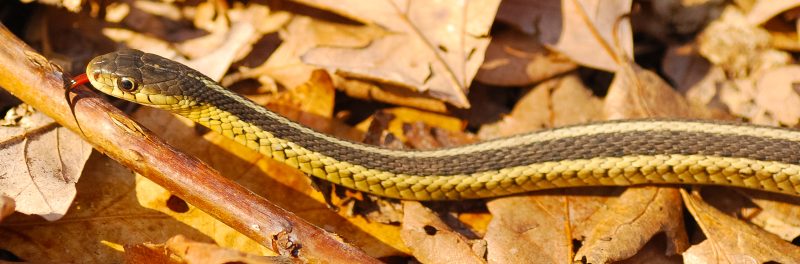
xmin=400 ymin=201 xmax=485 ymax=264
xmin=0 ymin=154 xmax=217 ymax=262
xmin=495 ymin=0 xmax=562 ymax=43
xmin=615 ymin=233 xmax=683 ymax=264
xmin=229 ymin=16 xmax=386 ymax=92
xmin=0 ymin=110 xmax=92 ymax=221
xmin=124 ymin=235 xmax=298 ymax=264
xmin=605 ymin=62 xmax=709 ymax=119
xmin=746 ymin=0 xmax=800 ymax=25
xmin=681 ymin=189 xmax=800 ymax=263
xmin=297 ymin=0 xmax=500 ymax=107
xmin=335 ymin=76 xmax=448 ymax=113
xmin=20 ymin=0 xmax=82 ymax=12
xmin=740 ymin=191 xmax=800 ymax=241
xmin=574 ymin=187 xmax=688 ymax=263
xmin=355 ymin=107 xmax=466 ymax=143
xmin=475 ymin=27 xmax=576 ymax=86
xmin=484 ymin=194 xmax=572 ymax=264
xmin=662 ymin=44 xmax=713 ymax=95
xmin=478 ymin=74 xmax=603 ymax=139
xmin=698 ymin=7 xmax=791 ymax=78
xmin=553 ymin=0 xmax=633 ymax=72
xmin=0 ymin=195 xmax=13 ymax=222
xmin=102 ymin=2 xmax=286 ymax=81
xmin=752 ymin=65 xmax=800 ymax=126
xmin=246 ymin=69 xmax=336 ymax=118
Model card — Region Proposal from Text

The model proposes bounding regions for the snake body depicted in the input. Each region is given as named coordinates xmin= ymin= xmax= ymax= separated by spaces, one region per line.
xmin=84 ymin=49 xmax=800 ymax=200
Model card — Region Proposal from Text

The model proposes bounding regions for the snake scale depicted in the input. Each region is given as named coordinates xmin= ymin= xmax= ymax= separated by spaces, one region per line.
xmin=76 ymin=49 xmax=800 ymax=200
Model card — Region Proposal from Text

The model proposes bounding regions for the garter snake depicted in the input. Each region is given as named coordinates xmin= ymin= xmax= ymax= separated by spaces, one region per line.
xmin=78 ymin=49 xmax=800 ymax=200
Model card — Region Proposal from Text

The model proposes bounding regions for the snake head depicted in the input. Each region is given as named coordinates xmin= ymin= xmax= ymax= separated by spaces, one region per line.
xmin=86 ymin=49 xmax=201 ymax=110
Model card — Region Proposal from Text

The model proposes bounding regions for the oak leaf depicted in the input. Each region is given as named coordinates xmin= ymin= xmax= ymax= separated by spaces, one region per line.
xmin=681 ymin=190 xmax=800 ymax=263
xmin=296 ymin=0 xmax=500 ymax=108
xmin=0 ymin=110 xmax=92 ymax=221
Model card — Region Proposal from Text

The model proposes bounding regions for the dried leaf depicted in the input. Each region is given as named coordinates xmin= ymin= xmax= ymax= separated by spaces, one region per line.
xmin=681 ymin=190 xmax=800 ymax=263
xmin=135 ymin=176 xmax=274 ymax=256
xmin=478 ymin=74 xmax=603 ymax=139
xmin=698 ymin=7 xmax=791 ymax=78
xmin=574 ymin=187 xmax=688 ymax=263
xmin=495 ymin=0 xmax=562 ymax=43
xmin=553 ymin=0 xmax=633 ymax=72
xmin=20 ymin=0 xmax=82 ymax=12
xmin=0 ymin=154 xmax=216 ymax=262
xmin=335 ymin=77 xmax=448 ymax=112
xmin=484 ymin=194 xmax=571 ymax=264
xmin=0 ymin=111 xmax=92 ymax=221
xmin=298 ymin=0 xmax=500 ymax=107
xmin=125 ymin=235 xmax=298 ymax=264
xmin=740 ymin=191 xmax=800 ymax=241
xmin=247 ymin=69 xmax=336 ymax=118
xmin=648 ymin=0 xmax=725 ymax=35
xmin=400 ymin=201 xmax=485 ymax=264
xmin=234 ymin=16 xmax=386 ymax=91
xmin=746 ymin=0 xmax=800 ymax=25
xmin=475 ymin=27 xmax=576 ymax=86
xmin=605 ymin=62 xmax=709 ymax=119
xmin=355 ymin=107 xmax=465 ymax=143
xmin=615 ymin=234 xmax=683 ymax=264
xmin=0 ymin=195 xmax=14 ymax=222
xmin=752 ymin=65 xmax=800 ymax=126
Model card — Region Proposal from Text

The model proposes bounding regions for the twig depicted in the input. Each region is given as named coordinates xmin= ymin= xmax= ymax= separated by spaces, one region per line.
xmin=0 ymin=23 xmax=378 ymax=263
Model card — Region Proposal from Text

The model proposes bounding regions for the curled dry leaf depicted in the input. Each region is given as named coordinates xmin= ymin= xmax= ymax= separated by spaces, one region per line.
xmin=475 ymin=27 xmax=576 ymax=87
xmin=553 ymin=0 xmax=633 ymax=72
xmin=124 ymin=235 xmax=298 ymax=264
xmin=297 ymin=0 xmax=500 ymax=108
xmin=0 ymin=110 xmax=93 ymax=221
xmin=400 ymin=201 xmax=485 ymax=264
xmin=574 ymin=187 xmax=688 ymax=264
xmin=335 ymin=77 xmax=448 ymax=113
xmin=681 ymin=190 xmax=800 ymax=263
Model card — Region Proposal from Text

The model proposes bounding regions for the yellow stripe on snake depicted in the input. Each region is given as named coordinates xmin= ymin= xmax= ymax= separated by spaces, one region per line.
xmin=82 ymin=49 xmax=800 ymax=200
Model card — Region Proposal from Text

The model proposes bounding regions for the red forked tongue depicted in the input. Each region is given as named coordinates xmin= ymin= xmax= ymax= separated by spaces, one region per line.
xmin=70 ymin=73 xmax=89 ymax=89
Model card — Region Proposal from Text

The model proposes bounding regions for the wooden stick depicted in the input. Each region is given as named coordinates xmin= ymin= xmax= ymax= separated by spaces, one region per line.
xmin=0 ymin=23 xmax=378 ymax=263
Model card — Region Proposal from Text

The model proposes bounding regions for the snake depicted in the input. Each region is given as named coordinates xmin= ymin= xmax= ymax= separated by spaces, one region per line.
xmin=74 ymin=49 xmax=800 ymax=200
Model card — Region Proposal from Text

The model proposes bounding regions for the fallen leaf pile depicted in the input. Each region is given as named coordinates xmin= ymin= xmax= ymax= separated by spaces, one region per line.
xmin=2 ymin=0 xmax=800 ymax=263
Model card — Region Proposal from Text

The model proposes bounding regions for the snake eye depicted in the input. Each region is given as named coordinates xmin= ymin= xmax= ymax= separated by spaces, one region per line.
xmin=117 ymin=77 xmax=137 ymax=92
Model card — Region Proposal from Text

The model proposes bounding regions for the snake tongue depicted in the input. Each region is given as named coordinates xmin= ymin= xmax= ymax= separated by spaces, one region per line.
xmin=70 ymin=73 xmax=89 ymax=89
